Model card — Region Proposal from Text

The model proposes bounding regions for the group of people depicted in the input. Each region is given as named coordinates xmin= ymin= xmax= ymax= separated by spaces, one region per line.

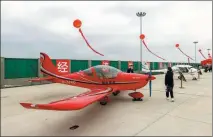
xmin=127 ymin=65 xmax=175 ymax=102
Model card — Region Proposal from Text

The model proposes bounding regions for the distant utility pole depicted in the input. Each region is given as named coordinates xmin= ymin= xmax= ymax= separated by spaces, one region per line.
xmin=193 ymin=41 xmax=198 ymax=63
xmin=136 ymin=12 xmax=146 ymax=70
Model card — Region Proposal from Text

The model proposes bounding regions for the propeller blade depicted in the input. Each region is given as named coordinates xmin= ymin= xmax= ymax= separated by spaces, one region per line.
xmin=148 ymin=72 xmax=152 ymax=97
xmin=149 ymin=79 xmax=152 ymax=97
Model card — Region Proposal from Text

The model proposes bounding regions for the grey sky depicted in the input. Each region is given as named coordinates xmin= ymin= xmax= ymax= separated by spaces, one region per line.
xmin=1 ymin=1 xmax=212 ymax=63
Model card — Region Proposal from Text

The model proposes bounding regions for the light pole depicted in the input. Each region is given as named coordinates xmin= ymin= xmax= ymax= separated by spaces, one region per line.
xmin=136 ymin=12 xmax=146 ymax=71
xmin=193 ymin=41 xmax=198 ymax=63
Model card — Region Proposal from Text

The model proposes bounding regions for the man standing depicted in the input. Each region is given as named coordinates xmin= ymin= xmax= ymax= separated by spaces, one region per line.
xmin=127 ymin=65 xmax=134 ymax=73
xmin=165 ymin=67 xmax=174 ymax=102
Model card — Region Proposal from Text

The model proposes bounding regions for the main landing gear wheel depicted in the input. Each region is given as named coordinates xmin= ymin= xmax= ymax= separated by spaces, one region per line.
xmin=132 ymin=98 xmax=143 ymax=101
xmin=129 ymin=92 xmax=144 ymax=102
xmin=112 ymin=91 xmax=120 ymax=96
xmin=100 ymin=101 xmax=107 ymax=105
xmin=99 ymin=96 xmax=109 ymax=105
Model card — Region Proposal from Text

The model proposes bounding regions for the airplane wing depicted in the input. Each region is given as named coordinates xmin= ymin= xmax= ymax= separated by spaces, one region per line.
xmin=20 ymin=87 xmax=113 ymax=111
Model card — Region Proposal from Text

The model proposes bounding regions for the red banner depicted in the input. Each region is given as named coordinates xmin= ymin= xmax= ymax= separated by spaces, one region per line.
xmin=102 ymin=60 xmax=109 ymax=65
xmin=128 ymin=61 xmax=133 ymax=68
xmin=56 ymin=60 xmax=70 ymax=74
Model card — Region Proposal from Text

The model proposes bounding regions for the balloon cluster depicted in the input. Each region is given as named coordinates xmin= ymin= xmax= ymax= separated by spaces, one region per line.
xmin=72 ymin=19 xmax=201 ymax=62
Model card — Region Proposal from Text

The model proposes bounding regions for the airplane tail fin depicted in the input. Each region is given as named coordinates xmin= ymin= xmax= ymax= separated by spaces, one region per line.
xmin=40 ymin=52 xmax=60 ymax=76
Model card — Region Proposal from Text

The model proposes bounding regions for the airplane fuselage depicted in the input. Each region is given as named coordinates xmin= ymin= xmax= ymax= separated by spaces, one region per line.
xmin=51 ymin=71 xmax=151 ymax=91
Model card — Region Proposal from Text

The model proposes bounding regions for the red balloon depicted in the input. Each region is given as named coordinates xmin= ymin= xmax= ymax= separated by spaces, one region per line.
xmin=140 ymin=34 xmax=145 ymax=40
xmin=73 ymin=19 xmax=82 ymax=28
xmin=175 ymin=44 xmax=179 ymax=48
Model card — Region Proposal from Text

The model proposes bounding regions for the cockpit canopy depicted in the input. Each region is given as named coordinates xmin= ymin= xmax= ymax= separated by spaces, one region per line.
xmin=82 ymin=65 xmax=121 ymax=79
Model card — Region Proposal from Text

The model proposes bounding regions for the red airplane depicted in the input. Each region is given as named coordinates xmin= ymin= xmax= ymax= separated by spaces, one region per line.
xmin=201 ymin=58 xmax=212 ymax=66
xmin=20 ymin=52 xmax=156 ymax=111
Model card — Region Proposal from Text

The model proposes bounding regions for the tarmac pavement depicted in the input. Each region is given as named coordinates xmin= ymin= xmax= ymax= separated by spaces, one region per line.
xmin=1 ymin=72 xmax=212 ymax=136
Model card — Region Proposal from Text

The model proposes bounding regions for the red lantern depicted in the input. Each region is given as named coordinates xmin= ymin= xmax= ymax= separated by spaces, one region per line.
xmin=140 ymin=34 xmax=145 ymax=40
xmin=73 ymin=19 xmax=82 ymax=28
xmin=175 ymin=44 xmax=179 ymax=48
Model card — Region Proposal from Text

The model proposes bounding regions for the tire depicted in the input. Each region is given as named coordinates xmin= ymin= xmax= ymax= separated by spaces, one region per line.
xmin=132 ymin=98 xmax=142 ymax=101
xmin=138 ymin=98 xmax=143 ymax=101
xmin=112 ymin=91 xmax=120 ymax=96
xmin=100 ymin=101 xmax=107 ymax=105
xmin=132 ymin=98 xmax=137 ymax=101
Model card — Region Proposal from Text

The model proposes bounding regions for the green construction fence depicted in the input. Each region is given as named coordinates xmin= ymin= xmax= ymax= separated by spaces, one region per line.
xmin=71 ymin=60 xmax=89 ymax=73
xmin=4 ymin=58 xmax=38 ymax=79
xmin=2 ymin=57 xmax=201 ymax=79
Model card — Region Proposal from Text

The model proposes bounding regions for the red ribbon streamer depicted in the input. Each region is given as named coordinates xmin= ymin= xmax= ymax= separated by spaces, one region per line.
xmin=78 ymin=28 xmax=104 ymax=56
xmin=177 ymin=47 xmax=194 ymax=60
xmin=198 ymin=50 xmax=206 ymax=59
xmin=141 ymin=40 xmax=166 ymax=61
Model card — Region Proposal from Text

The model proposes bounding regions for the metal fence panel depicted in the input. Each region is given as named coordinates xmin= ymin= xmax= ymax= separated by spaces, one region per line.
xmin=91 ymin=60 xmax=101 ymax=66
xmin=110 ymin=61 xmax=119 ymax=69
xmin=4 ymin=58 xmax=38 ymax=79
xmin=121 ymin=61 xmax=128 ymax=72
xmin=133 ymin=61 xmax=139 ymax=72
xmin=153 ymin=62 xmax=159 ymax=70
xmin=71 ymin=60 xmax=89 ymax=73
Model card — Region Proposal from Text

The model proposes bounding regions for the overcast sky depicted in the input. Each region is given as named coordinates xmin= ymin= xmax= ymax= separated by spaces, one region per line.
xmin=1 ymin=1 xmax=212 ymax=63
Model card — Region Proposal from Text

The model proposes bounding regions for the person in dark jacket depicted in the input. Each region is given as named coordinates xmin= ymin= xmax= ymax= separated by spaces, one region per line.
xmin=165 ymin=67 xmax=174 ymax=102
xmin=127 ymin=65 xmax=134 ymax=73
